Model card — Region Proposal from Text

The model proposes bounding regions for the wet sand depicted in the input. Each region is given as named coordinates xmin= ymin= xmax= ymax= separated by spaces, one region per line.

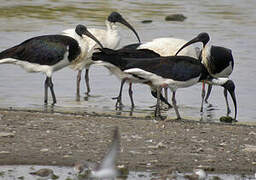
xmin=0 ymin=108 xmax=255 ymax=175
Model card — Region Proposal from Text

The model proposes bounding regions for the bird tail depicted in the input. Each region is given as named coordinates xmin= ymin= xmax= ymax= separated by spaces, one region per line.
xmin=92 ymin=48 xmax=126 ymax=68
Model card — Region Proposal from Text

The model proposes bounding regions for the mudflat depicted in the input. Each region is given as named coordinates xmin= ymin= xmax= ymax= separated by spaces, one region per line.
xmin=0 ymin=109 xmax=255 ymax=175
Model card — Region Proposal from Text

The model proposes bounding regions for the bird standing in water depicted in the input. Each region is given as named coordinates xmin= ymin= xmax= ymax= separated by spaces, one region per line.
xmin=63 ymin=12 xmax=141 ymax=97
xmin=0 ymin=24 xmax=103 ymax=105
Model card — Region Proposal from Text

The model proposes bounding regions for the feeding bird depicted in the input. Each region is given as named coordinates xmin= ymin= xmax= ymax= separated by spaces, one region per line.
xmin=74 ymin=127 xmax=120 ymax=179
xmin=175 ymin=32 xmax=234 ymax=115
xmin=0 ymin=24 xmax=103 ymax=105
xmin=92 ymin=47 xmax=172 ymax=108
xmin=63 ymin=12 xmax=141 ymax=96
xmin=29 ymin=168 xmax=57 ymax=180
xmin=93 ymin=48 xmax=237 ymax=120
xmin=114 ymin=37 xmax=200 ymax=107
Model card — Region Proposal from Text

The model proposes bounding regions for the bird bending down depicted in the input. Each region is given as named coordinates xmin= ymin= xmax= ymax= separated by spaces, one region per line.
xmin=94 ymin=52 xmax=237 ymax=120
xmin=115 ymin=37 xmax=200 ymax=107
xmin=175 ymin=32 xmax=234 ymax=115
xmin=0 ymin=24 xmax=103 ymax=105
xmin=74 ymin=127 xmax=120 ymax=179
xmin=63 ymin=12 xmax=141 ymax=97
xmin=92 ymin=48 xmax=172 ymax=109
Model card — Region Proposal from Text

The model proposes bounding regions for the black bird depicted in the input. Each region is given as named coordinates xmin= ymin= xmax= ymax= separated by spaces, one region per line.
xmin=93 ymin=50 xmax=237 ymax=120
xmin=92 ymin=48 xmax=172 ymax=108
xmin=0 ymin=24 xmax=103 ymax=105
xmin=175 ymin=32 xmax=234 ymax=115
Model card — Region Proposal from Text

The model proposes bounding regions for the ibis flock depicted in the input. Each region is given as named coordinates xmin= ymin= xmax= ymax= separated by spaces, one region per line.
xmin=0 ymin=12 xmax=237 ymax=121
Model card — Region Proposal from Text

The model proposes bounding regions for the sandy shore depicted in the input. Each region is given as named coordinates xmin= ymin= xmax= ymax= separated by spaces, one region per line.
xmin=0 ymin=109 xmax=256 ymax=175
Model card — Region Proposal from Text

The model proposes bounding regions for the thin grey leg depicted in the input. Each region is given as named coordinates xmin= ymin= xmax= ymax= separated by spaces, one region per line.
xmin=205 ymin=84 xmax=213 ymax=103
xmin=76 ymin=70 xmax=82 ymax=96
xmin=128 ymin=83 xmax=135 ymax=108
xmin=154 ymin=87 xmax=162 ymax=118
xmin=113 ymin=79 xmax=126 ymax=107
xmin=44 ymin=77 xmax=49 ymax=104
xmin=200 ymin=82 xmax=206 ymax=113
xmin=164 ymin=87 xmax=168 ymax=101
xmin=224 ymin=88 xmax=231 ymax=116
xmin=48 ymin=77 xmax=57 ymax=105
xmin=172 ymin=91 xmax=181 ymax=120
xmin=85 ymin=69 xmax=90 ymax=95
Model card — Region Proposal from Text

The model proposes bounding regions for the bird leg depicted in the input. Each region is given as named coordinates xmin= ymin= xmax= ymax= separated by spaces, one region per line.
xmin=154 ymin=87 xmax=162 ymax=119
xmin=200 ymin=81 xmax=206 ymax=113
xmin=224 ymin=88 xmax=231 ymax=116
xmin=48 ymin=77 xmax=57 ymax=105
xmin=85 ymin=69 xmax=90 ymax=95
xmin=172 ymin=91 xmax=181 ymax=120
xmin=164 ymin=87 xmax=168 ymax=101
xmin=76 ymin=70 xmax=82 ymax=97
xmin=204 ymin=84 xmax=213 ymax=103
xmin=44 ymin=77 xmax=49 ymax=104
xmin=112 ymin=79 xmax=125 ymax=108
xmin=128 ymin=83 xmax=135 ymax=108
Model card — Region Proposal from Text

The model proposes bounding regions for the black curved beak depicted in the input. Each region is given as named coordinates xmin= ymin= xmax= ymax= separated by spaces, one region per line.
xmin=83 ymin=30 xmax=104 ymax=49
xmin=222 ymin=80 xmax=237 ymax=120
xmin=118 ymin=17 xmax=141 ymax=43
xmin=175 ymin=36 xmax=201 ymax=56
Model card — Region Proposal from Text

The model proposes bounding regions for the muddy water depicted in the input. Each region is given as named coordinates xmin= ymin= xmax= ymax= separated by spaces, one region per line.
xmin=0 ymin=0 xmax=255 ymax=122
xmin=0 ymin=165 xmax=255 ymax=180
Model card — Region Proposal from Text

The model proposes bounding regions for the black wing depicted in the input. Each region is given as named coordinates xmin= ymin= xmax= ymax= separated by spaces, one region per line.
xmin=0 ymin=35 xmax=80 ymax=65
xmin=124 ymin=56 xmax=204 ymax=81
xmin=122 ymin=43 xmax=142 ymax=50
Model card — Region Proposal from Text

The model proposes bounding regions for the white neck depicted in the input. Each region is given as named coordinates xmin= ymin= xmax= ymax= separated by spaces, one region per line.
xmin=105 ymin=20 xmax=118 ymax=31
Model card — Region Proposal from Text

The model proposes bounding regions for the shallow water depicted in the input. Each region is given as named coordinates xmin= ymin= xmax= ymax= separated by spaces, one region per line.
xmin=0 ymin=0 xmax=256 ymax=122
xmin=0 ymin=165 xmax=255 ymax=180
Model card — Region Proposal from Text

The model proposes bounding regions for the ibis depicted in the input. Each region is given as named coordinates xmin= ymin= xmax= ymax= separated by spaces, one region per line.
xmin=0 ymin=24 xmax=103 ymax=105
xmin=92 ymin=47 xmax=172 ymax=108
xmin=63 ymin=12 xmax=141 ymax=96
xmin=114 ymin=37 xmax=200 ymax=107
xmin=175 ymin=32 xmax=234 ymax=115
xmin=93 ymin=49 xmax=237 ymax=120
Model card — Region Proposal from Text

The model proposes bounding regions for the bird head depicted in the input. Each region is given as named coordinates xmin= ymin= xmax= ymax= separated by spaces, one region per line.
xmin=221 ymin=79 xmax=237 ymax=120
xmin=175 ymin=32 xmax=210 ymax=56
xmin=107 ymin=12 xmax=141 ymax=43
xmin=75 ymin=24 xmax=104 ymax=49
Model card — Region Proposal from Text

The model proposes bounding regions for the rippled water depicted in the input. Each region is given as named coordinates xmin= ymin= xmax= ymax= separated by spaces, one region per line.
xmin=0 ymin=0 xmax=255 ymax=122
xmin=0 ymin=165 xmax=255 ymax=180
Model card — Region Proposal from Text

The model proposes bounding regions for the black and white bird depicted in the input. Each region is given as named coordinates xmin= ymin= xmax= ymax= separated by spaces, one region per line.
xmin=114 ymin=37 xmax=200 ymax=107
xmin=92 ymin=48 xmax=172 ymax=108
xmin=175 ymin=32 xmax=234 ymax=115
xmin=93 ymin=49 xmax=237 ymax=120
xmin=63 ymin=12 xmax=141 ymax=96
xmin=74 ymin=127 xmax=120 ymax=179
xmin=0 ymin=24 xmax=103 ymax=105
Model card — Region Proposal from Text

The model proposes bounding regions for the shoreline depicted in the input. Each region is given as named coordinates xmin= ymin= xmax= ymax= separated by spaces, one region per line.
xmin=0 ymin=109 xmax=256 ymax=175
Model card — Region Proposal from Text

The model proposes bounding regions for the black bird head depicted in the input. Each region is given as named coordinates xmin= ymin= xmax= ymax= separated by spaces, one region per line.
xmin=75 ymin=24 xmax=104 ymax=49
xmin=107 ymin=12 xmax=141 ymax=43
xmin=175 ymin=32 xmax=210 ymax=56
xmin=221 ymin=79 xmax=237 ymax=120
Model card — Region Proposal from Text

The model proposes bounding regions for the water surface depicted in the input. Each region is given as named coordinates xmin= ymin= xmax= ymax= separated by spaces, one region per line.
xmin=0 ymin=0 xmax=255 ymax=122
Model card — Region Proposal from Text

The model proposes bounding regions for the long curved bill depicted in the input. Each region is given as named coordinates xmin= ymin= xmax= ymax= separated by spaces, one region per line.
xmin=226 ymin=83 xmax=237 ymax=121
xmin=83 ymin=29 xmax=104 ymax=49
xmin=175 ymin=36 xmax=201 ymax=56
xmin=119 ymin=17 xmax=141 ymax=43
